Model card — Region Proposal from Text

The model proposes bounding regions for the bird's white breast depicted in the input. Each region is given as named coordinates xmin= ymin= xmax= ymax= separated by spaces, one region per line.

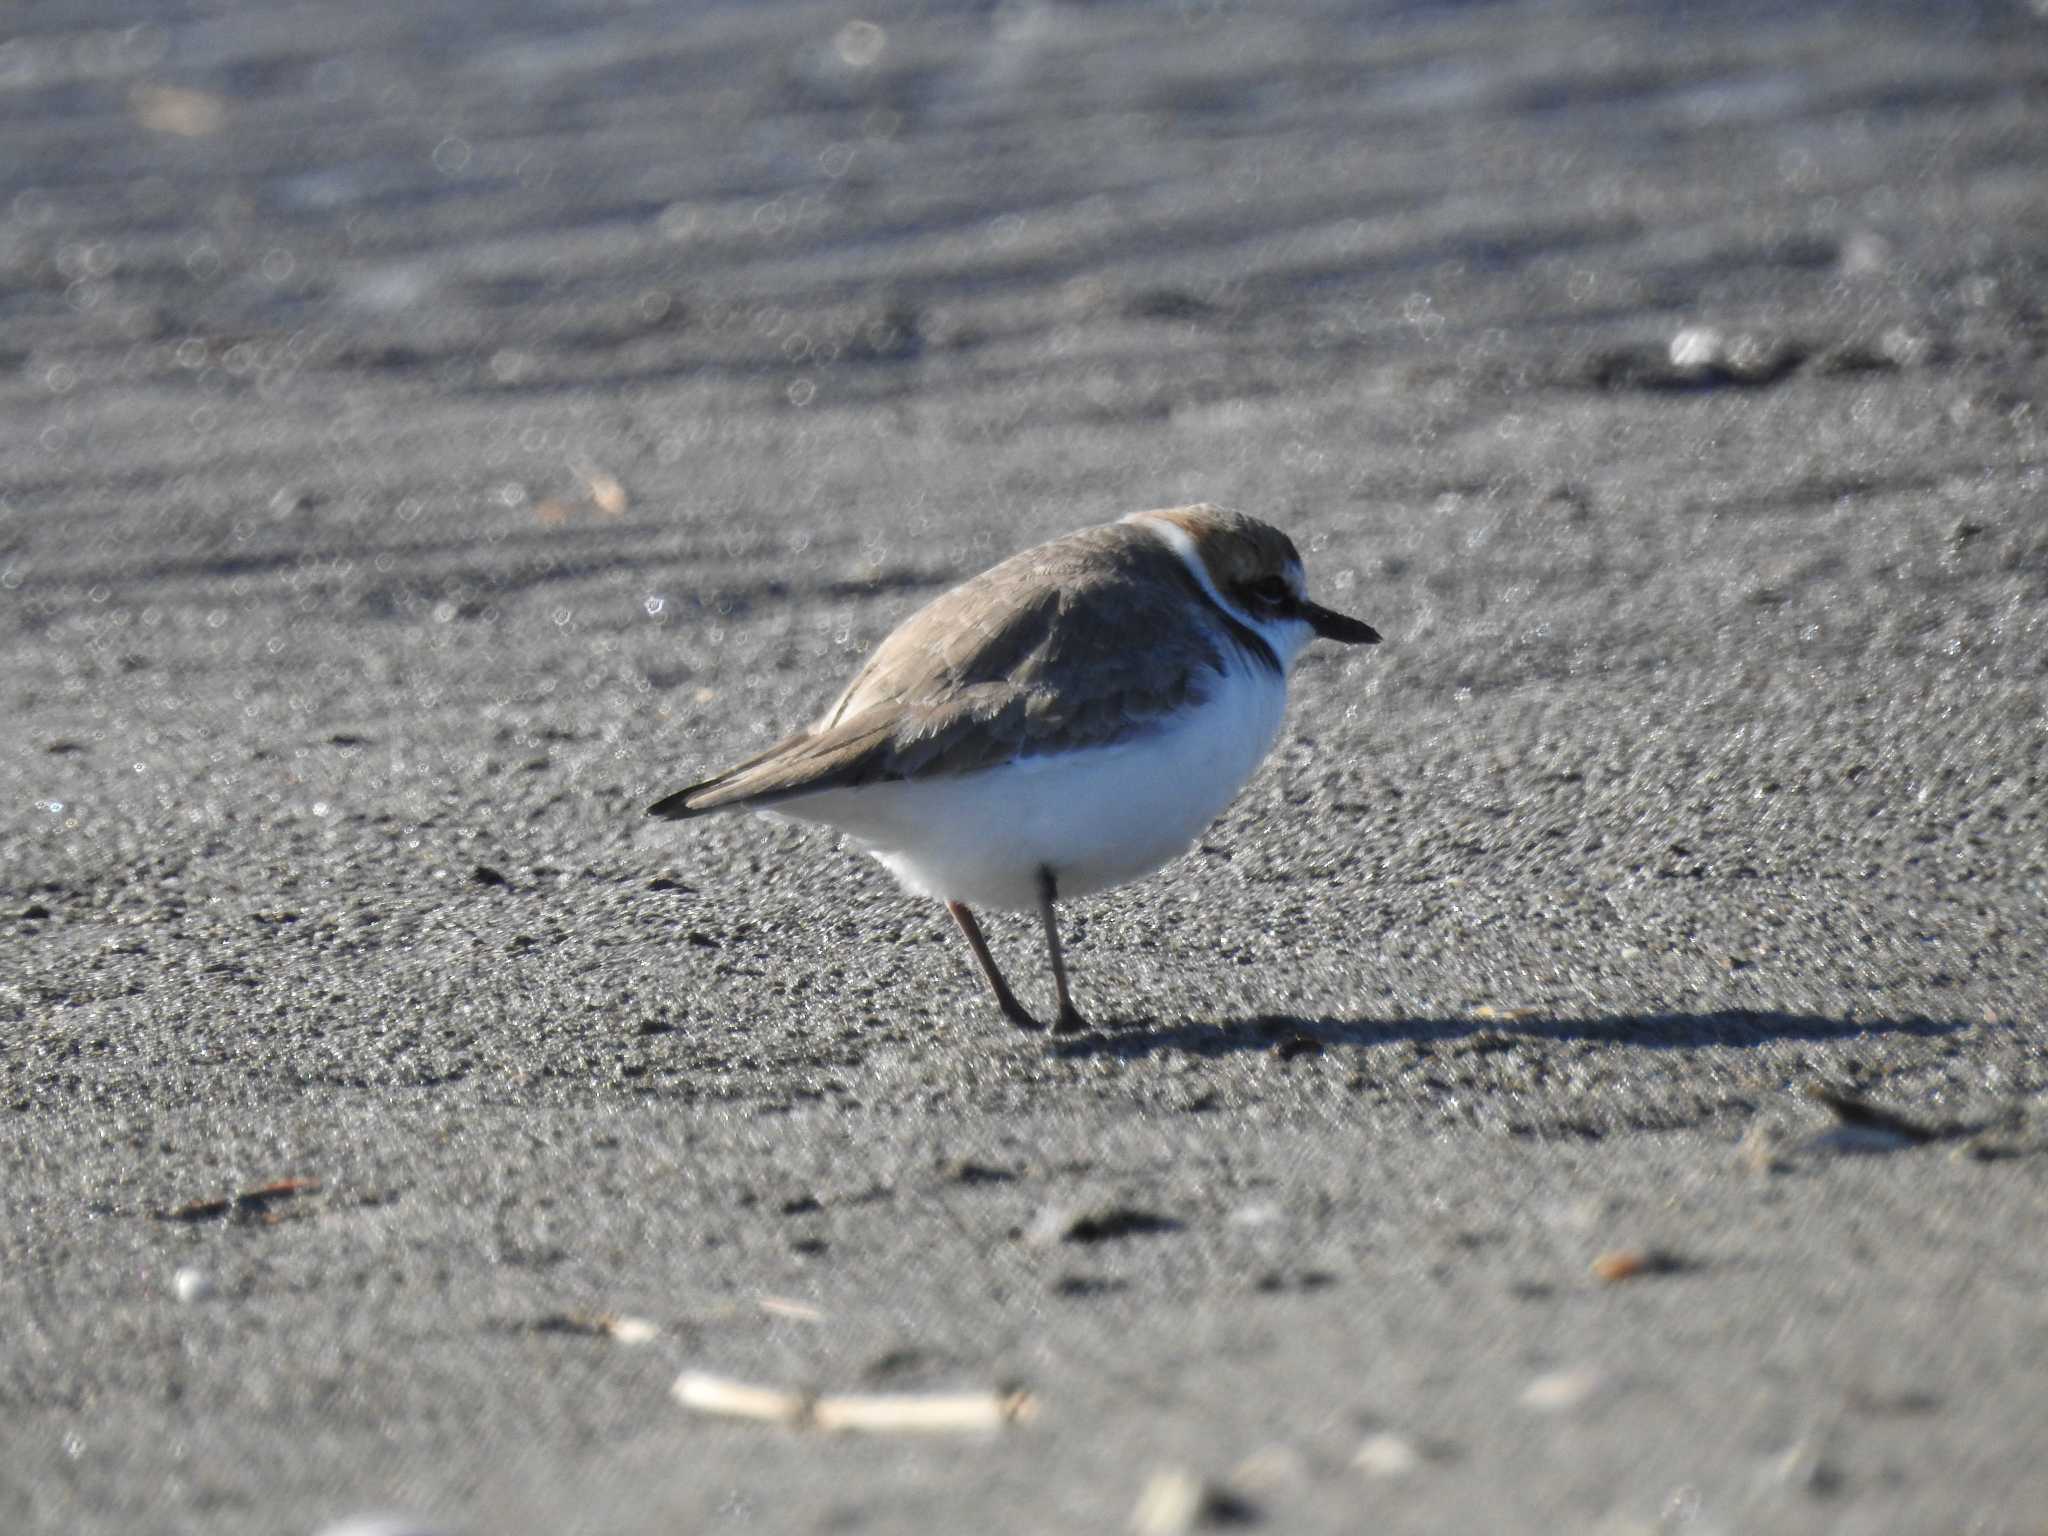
xmin=772 ymin=656 xmax=1291 ymax=912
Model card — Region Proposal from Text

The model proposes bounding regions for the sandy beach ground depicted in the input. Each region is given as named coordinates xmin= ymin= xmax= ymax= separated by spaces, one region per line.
xmin=3 ymin=2 xmax=2046 ymax=1531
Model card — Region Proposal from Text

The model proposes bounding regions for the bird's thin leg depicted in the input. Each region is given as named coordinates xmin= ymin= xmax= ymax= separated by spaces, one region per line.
xmin=1036 ymin=867 xmax=1089 ymax=1034
xmin=947 ymin=901 xmax=1042 ymax=1032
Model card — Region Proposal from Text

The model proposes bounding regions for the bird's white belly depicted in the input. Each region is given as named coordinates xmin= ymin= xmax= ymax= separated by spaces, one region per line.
xmin=771 ymin=665 xmax=1290 ymax=912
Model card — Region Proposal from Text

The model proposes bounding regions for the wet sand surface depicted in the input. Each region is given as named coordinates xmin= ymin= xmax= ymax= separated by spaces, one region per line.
xmin=4 ymin=2 xmax=2047 ymax=1531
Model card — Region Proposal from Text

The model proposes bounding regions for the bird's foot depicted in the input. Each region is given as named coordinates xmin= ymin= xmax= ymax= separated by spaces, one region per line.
xmin=1051 ymin=1004 xmax=1090 ymax=1036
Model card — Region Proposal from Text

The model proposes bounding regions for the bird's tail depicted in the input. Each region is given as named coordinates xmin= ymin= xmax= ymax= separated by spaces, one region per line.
xmin=645 ymin=782 xmax=718 ymax=820
xmin=645 ymin=729 xmax=814 ymax=820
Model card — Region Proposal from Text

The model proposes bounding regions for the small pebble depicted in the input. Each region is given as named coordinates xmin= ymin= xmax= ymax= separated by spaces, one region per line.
xmin=1668 ymin=326 xmax=1724 ymax=370
xmin=172 ymin=1267 xmax=214 ymax=1303
xmin=1521 ymin=1366 xmax=1606 ymax=1413
xmin=1129 ymin=1470 xmax=1205 ymax=1535
xmin=604 ymin=1315 xmax=659 ymax=1346
xmin=1353 ymin=1431 xmax=1423 ymax=1478
xmin=1590 ymin=1248 xmax=1684 ymax=1282
xmin=1127 ymin=1468 xmax=1251 ymax=1534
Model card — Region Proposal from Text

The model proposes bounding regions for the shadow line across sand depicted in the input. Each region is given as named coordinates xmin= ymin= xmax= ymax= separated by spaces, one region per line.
xmin=1049 ymin=1010 xmax=1967 ymax=1061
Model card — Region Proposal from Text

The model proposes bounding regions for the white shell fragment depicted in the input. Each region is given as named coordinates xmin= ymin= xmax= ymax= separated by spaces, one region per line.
xmin=756 ymin=1295 xmax=827 ymax=1322
xmin=673 ymin=1371 xmax=807 ymax=1424
xmin=313 ymin=1517 xmax=462 ymax=1536
xmin=1520 ymin=1366 xmax=1607 ymax=1412
xmin=671 ymin=1369 xmax=1036 ymax=1434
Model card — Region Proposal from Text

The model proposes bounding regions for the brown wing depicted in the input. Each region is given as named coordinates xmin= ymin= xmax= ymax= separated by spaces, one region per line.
xmin=648 ymin=523 xmax=1229 ymax=819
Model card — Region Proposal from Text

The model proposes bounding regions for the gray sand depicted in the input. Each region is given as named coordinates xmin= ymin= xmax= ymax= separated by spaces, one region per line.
xmin=4 ymin=2 xmax=2046 ymax=1531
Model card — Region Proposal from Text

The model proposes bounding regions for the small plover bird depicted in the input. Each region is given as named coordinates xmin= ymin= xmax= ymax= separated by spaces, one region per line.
xmin=648 ymin=504 xmax=1379 ymax=1033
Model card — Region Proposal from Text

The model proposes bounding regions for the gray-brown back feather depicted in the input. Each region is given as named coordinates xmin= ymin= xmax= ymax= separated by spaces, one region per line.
xmin=655 ymin=522 xmax=1231 ymax=817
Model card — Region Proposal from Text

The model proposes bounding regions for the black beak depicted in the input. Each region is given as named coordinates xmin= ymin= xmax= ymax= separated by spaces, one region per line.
xmin=1301 ymin=600 xmax=1380 ymax=645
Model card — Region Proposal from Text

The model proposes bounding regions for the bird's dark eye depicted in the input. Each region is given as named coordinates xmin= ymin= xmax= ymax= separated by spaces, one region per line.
xmin=1245 ymin=576 xmax=1292 ymax=608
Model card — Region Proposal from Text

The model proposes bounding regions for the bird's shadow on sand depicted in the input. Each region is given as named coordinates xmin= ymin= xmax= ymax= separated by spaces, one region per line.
xmin=1049 ymin=1010 xmax=1967 ymax=1060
